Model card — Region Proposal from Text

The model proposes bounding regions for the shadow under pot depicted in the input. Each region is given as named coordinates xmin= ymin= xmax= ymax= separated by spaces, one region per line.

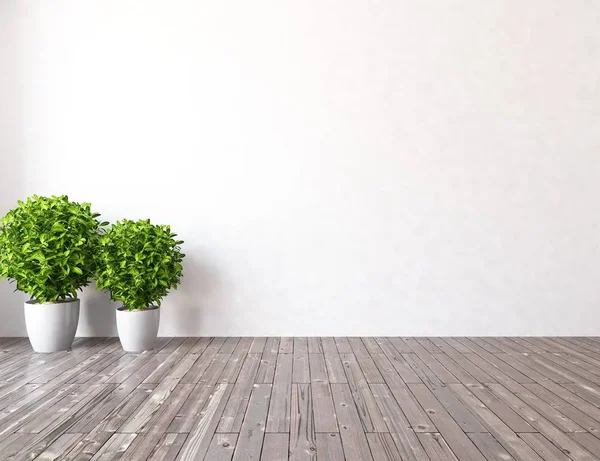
xmin=24 ymin=298 xmax=80 ymax=353
xmin=116 ymin=306 xmax=160 ymax=352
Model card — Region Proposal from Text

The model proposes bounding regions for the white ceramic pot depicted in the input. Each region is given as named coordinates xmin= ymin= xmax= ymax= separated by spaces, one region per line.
xmin=24 ymin=298 xmax=80 ymax=353
xmin=116 ymin=306 xmax=160 ymax=352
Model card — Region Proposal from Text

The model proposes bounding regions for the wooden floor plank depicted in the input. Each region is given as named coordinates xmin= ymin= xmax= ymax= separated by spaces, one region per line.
xmin=90 ymin=432 xmax=137 ymax=460
xmin=487 ymin=383 xmax=598 ymax=461
xmin=315 ymin=433 xmax=345 ymax=461
xmin=312 ymin=382 xmax=338 ymax=433
xmin=366 ymin=433 xmax=404 ymax=461
xmin=3 ymin=337 xmax=600 ymax=460
xmin=289 ymin=383 xmax=316 ymax=461
xmin=231 ymin=383 xmax=271 ymax=461
xmin=256 ymin=337 xmax=279 ymax=384
xmin=467 ymin=433 xmax=515 ymax=461
xmin=519 ymin=432 xmax=571 ymax=461
xmin=217 ymin=354 xmax=261 ymax=433
xmin=261 ymin=433 xmax=289 ymax=461
xmin=147 ymin=433 xmax=187 ymax=461
xmin=466 ymin=384 xmax=536 ymax=433
xmin=340 ymin=353 xmax=387 ymax=432
xmin=279 ymin=337 xmax=294 ymax=354
xmin=308 ymin=353 xmax=328 ymax=383
xmin=11 ymin=384 xmax=117 ymax=460
xmin=307 ymin=338 xmax=322 ymax=354
xmin=408 ymin=383 xmax=487 ymax=461
xmin=321 ymin=338 xmax=348 ymax=384
xmin=219 ymin=338 xmax=252 ymax=384
xmin=219 ymin=338 xmax=240 ymax=355
xmin=361 ymin=338 xmax=383 ymax=356
xmin=535 ymin=379 xmax=600 ymax=426
xmin=374 ymin=339 xmax=422 ymax=383
xmin=203 ymin=433 xmax=237 ymax=461
xmin=35 ymin=432 xmax=84 ymax=461
xmin=248 ymin=337 xmax=267 ymax=355
xmin=168 ymin=384 xmax=222 ymax=433
xmin=293 ymin=338 xmax=310 ymax=384
xmin=176 ymin=383 xmax=233 ymax=461
xmin=64 ymin=385 xmax=155 ymax=459
xmin=330 ymin=383 xmax=374 ymax=461
xmin=120 ymin=384 xmax=195 ymax=461
xmin=569 ymin=432 xmax=600 ymax=458
xmin=266 ymin=353 xmax=293 ymax=433
xmin=369 ymin=383 xmax=431 ymax=461
xmin=448 ymin=383 xmax=545 ymax=461
xmin=417 ymin=432 xmax=462 ymax=461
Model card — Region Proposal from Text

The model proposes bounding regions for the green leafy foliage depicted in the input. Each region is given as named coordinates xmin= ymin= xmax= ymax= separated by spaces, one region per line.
xmin=0 ymin=195 xmax=106 ymax=303
xmin=95 ymin=219 xmax=185 ymax=311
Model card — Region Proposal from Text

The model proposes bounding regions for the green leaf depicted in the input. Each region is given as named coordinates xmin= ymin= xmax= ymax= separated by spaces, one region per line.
xmin=94 ymin=219 xmax=185 ymax=310
xmin=0 ymin=195 xmax=106 ymax=303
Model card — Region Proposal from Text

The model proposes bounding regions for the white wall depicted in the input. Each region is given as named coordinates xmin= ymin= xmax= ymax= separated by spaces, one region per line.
xmin=1 ymin=1 xmax=599 ymax=336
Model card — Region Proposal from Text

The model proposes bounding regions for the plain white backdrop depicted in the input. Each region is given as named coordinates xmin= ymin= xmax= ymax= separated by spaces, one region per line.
xmin=1 ymin=1 xmax=599 ymax=336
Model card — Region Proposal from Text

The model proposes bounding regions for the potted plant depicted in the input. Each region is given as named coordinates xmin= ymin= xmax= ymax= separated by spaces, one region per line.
xmin=0 ymin=195 xmax=106 ymax=352
xmin=95 ymin=219 xmax=184 ymax=352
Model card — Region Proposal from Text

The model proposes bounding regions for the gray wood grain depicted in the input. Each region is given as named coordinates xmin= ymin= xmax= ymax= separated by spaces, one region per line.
xmin=176 ymin=383 xmax=233 ymax=461
xmin=372 ymin=345 xmax=422 ymax=384
xmin=293 ymin=338 xmax=310 ymax=384
xmin=307 ymin=338 xmax=322 ymax=354
xmin=203 ymin=433 xmax=237 ymax=461
xmin=466 ymin=384 xmax=536 ymax=433
xmin=3 ymin=337 xmax=600 ymax=461
xmin=417 ymin=432 xmax=460 ymax=461
xmin=168 ymin=384 xmax=215 ymax=433
xmin=35 ymin=433 xmax=84 ymax=461
xmin=261 ymin=433 xmax=289 ymax=461
xmin=408 ymin=384 xmax=486 ymax=461
xmin=366 ymin=433 xmax=404 ymax=461
xmin=217 ymin=354 xmax=260 ymax=432
xmin=330 ymin=383 xmax=374 ymax=461
xmin=289 ymin=383 xmax=316 ymax=461
xmin=467 ymin=433 xmax=515 ymax=461
xmin=315 ymin=433 xmax=345 ymax=461
xmin=90 ymin=433 xmax=137 ymax=460
xmin=520 ymin=433 xmax=570 ymax=461
xmin=219 ymin=338 xmax=240 ymax=355
xmin=312 ymin=382 xmax=338 ymax=433
xmin=448 ymin=383 xmax=545 ymax=461
xmin=219 ymin=338 xmax=252 ymax=384
xmin=569 ymin=432 xmax=600 ymax=459
xmin=248 ymin=338 xmax=267 ymax=355
xmin=369 ymin=383 xmax=430 ymax=461
xmin=120 ymin=384 xmax=195 ymax=461
xmin=279 ymin=337 xmax=293 ymax=354
xmin=308 ymin=353 xmax=328 ymax=383
xmin=487 ymin=383 xmax=597 ymax=461
xmin=231 ymin=384 xmax=271 ymax=461
xmin=147 ymin=433 xmax=188 ymax=461
xmin=321 ymin=338 xmax=348 ymax=384
xmin=340 ymin=353 xmax=387 ymax=432
xmin=266 ymin=353 xmax=293 ymax=433
xmin=256 ymin=337 xmax=279 ymax=384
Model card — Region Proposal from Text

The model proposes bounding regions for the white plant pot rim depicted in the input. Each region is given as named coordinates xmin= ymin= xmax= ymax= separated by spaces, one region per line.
xmin=117 ymin=305 xmax=160 ymax=312
xmin=26 ymin=297 xmax=78 ymax=305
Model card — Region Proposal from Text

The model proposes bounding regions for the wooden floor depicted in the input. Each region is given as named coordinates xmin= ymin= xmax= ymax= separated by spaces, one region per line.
xmin=1 ymin=338 xmax=600 ymax=460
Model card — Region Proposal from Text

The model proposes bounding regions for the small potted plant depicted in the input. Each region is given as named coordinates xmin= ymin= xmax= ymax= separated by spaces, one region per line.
xmin=95 ymin=219 xmax=184 ymax=352
xmin=0 ymin=195 xmax=105 ymax=352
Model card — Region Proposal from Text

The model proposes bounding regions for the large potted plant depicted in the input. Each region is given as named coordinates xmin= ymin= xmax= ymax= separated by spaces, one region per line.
xmin=95 ymin=219 xmax=184 ymax=352
xmin=0 ymin=195 xmax=105 ymax=352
